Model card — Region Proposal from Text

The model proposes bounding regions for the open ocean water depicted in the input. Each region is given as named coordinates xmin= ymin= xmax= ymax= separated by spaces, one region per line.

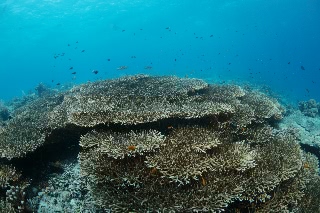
xmin=0 ymin=0 xmax=319 ymax=103
xmin=1 ymin=0 xmax=320 ymax=212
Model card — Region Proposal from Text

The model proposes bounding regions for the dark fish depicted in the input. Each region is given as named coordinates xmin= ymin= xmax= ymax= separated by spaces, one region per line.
xmin=81 ymin=50 xmax=85 ymax=52
xmin=71 ymin=72 xmax=76 ymax=74
xmin=165 ymin=27 xmax=169 ymax=29
xmin=288 ymin=62 xmax=290 ymax=64
xmin=131 ymin=56 xmax=136 ymax=58
xmin=92 ymin=70 xmax=99 ymax=74
xmin=174 ymin=59 xmax=176 ymax=61
xmin=210 ymin=35 xmax=213 ymax=37
xmin=68 ymin=44 xmax=70 ymax=46
xmin=122 ymin=30 xmax=125 ymax=32
xmin=301 ymin=66 xmax=305 ymax=70
xmin=306 ymin=88 xmax=309 ymax=93
xmin=228 ymin=63 xmax=231 ymax=65
xmin=69 ymin=67 xmax=73 ymax=70
xmin=76 ymin=41 xmax=78 ymax=43
xmin=107 ymin=58 xmax=111 ymax=61
xmin=56 ymin=83 xmax=61 ymax=86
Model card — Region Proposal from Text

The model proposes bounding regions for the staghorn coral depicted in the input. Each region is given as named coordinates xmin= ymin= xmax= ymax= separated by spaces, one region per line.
xmin=79 ymin=125 xmax=311 ymax=212
xmin=0 ymin=75 xmax=281 ymax=160
xmin=80 ymin=129 xmax=165 ymax=158
xmin=145 ymin=126 xmax=223 ymax=185
xmin=0 ymin=199 xmax=15 ymax=213
xmin=55 ymin=75 xmax=233 ymax=127
xmin=0 ymin=94 xmax=64 ymax=159
xmin=0 ymin=163 xmax=28 ymax=212
xmin=240 ymin=90 xmax=284 ymax=122
xmin=1 ymin=75 xmax=320 ymax=212
xmin=254 ymin=152 xmax=319 ymax=212
xmin=0 ymin=164 xmax=20 ymax=188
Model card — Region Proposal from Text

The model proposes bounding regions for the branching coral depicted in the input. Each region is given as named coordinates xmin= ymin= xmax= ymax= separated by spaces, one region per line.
xmin=79 ymin=126 xmax=311 ymax=212
xmin=0 ymin=164 xmax=20 ymax=188
xmin=0 ymin=94 xmax=64 ymax=159
xmin=0 ymin=200 xmax=15 ymax=213
xmin=0 ymin=75 xmax=319 ymax=212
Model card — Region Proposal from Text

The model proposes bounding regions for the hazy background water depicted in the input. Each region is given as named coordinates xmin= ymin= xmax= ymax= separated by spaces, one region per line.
xmin=0 ymin=0 xmax=319 ymax=104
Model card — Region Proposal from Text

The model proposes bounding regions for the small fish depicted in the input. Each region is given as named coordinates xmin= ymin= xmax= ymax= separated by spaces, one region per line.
xmin=306 ymin=88 xmax=309 ymax=93
xmin=68 ymin=44 xmax=70 ymax=46
xmin=150 ymin=167 xmax=157 ymax=175
xmin=76 ymin=41 xmax=78 ymax=43
xmin=81 ymin=50 xmax=85 ymax=52
xmin=69 ymin=67 xmax=73 ymax=70
xmin=201 ymin=176 xmax=207 ymax=186
xmin=92 ymin=70 xmax=99 ymax=74
xmin=71 ymin=72 xmax=76 ymax=74
xmin=122 ymin=29 xmax=125 ymax=32
xmin=301 ymin=66 xmax=305 ymax=70
xmin=127 ymin=145 xmax=136 ymax=151
xmin=56 ymin=83 xmax=61 ymax=86
xmin=144 ymin=66 xmax=152 ymax=70
xmin=131 ymin=56 xmax=136 ymax=58
xmin=288 ymin=62 xmax=290 ymax=64
xmin=117 ymin=66 xmax=128 ymax=70
xmin=165 ymin=27 xmax=170 ymax=29
xmin=107 ymin=58 xmax=111 ymax=61
xmin=210 ymin=35 xmax=213 ymax=37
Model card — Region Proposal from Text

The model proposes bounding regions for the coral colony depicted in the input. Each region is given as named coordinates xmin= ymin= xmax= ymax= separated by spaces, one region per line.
xmin=0 ymin=75 xmax=320 ymax=212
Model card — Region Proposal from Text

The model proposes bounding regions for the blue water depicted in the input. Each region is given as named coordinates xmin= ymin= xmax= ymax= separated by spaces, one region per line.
xmin=0 ymin=0 xmax=319 ymax=104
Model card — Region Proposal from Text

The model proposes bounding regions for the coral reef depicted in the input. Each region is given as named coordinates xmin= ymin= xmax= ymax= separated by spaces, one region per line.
xmin=34 ymin=83 xmax=54 ymax=98
xmin=0 ymin=94 xmax=65 ymax=159
xmin=0 ymin=200 xmax=15 ymax=213
xmin=0 ymin=102 xmax=10 ymax=123
xmin=279 ymin=109 xmax=320 ymax=148
xmin=0 ymin=75 xmax=319 ymax=212
xmin=298 ymin=99 xmax=320 ymax=117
